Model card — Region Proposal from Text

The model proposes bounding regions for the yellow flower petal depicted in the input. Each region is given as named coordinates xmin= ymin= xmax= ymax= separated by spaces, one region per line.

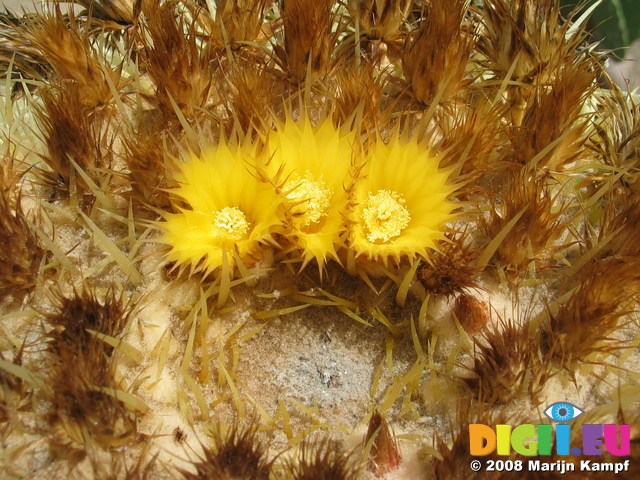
xmin=158 ymin=141 xmax=283 ymax=276
xmin=349 ymin=136 xmax=457 ymax=264
xmin=266 ymin=116 xmax=355 ymax=271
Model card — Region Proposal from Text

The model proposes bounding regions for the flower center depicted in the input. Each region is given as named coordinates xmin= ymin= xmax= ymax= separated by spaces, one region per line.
xmin=211 ymin=206 xmax=249 ymax=241
xmin=362 ymin=190 xmax=411 ymax=242
xmin=284 ymin=171 xmax=332 ymax=226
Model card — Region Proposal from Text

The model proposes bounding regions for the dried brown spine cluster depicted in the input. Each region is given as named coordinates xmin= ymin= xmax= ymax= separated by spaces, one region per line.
xmin=0 ymin=159 xmax=43 ymax=303
xmin=179 ymin=422 xmax=272 ymax=480
xmin=43 ymin=286 xmax=139 ymax=450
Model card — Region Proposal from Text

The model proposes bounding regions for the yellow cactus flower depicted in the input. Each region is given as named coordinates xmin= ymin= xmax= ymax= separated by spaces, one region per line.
xmin=349 ymin=136 xmax=457 ymax=264
xmin=158 ymin=142 xmax=283 ymax=276
xmin=266 ymin=117 xmax=356 ymax=272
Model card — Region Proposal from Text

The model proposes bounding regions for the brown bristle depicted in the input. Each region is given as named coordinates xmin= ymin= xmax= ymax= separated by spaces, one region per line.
xmin=347 ymin=0 xmax=409 ymax=44
xmin=541 ymin=256 xmax=640 ymax=371
xmin=437 ymin=104 xmax=504 ymax=184
xmin=331 ymin=65 xmax=390 ymax=135
xmin=478 ymin=0 xmax=561 ymax=77
xmin=364 ymin=410 xmax=401 ymax=475
xmin=0 ymin=160 xmax=43 ymax=303
xmin=419 ymin=229 xmax=482 ymax=298
xmin=74 ymin=0 xmax=138 ymax=25
xmin=277 ymin=0 xmax=337 ymax=83
xmin=593 ymin=194 xmax=640 ymax=260
xmin=0 ymin=349 xmax=24 ymax=394
xmin=136 ymin=0 xmax=221 ymax=121
xmin=477 ymin=0 xmax=597 ymax=126
xmin=0 ymin=346 xmax=29 ymax=435
xmin=221 ymin=57 xmax=279 ymax=133
xmin=341 ymin=0 xmax=409 ymax=66
xmin=0 ymin=11 xmax=52 ymax=92
xmin=466 ymin=318 xmax=552 ymax=405
xmin=511 ymin=58 xmax=597 ymax=171
xmin=47 ymin=339 xmax=138 ymax=449
xmin=15 ymin=5 xmax=119 ymax=107
xmin=123 ymin=129 xmax=176 ymax=209
xmin=588 ymin=80 xmax=640 ymax=198
xmin=35 ymin=81 xmax=112 ymax=203
xmin=596 ymin=204 xmax=640 ymax=259
xmin=44 ymin=286 xmax=137 ymax=448
xmin=211 ymin=0 xmax=269 ymax=49
xmin=452 ymin=293 xmax=489 ymax=334
xmin=284 ymin=437 xmax=359 ymax=480
xmin=179 ymin=422 xmax=271 ymax=480
xmin=481 ymin=168 xmax=570 ymax=275
xmin=402 ymin=0 xmax=475 ymax=106
xmin=45 ymin=286 xmax=129 ymax=353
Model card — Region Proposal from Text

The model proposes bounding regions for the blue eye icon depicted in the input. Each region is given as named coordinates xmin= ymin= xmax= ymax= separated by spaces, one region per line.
xmin=544 ymin=402 xmax=584 ymax=422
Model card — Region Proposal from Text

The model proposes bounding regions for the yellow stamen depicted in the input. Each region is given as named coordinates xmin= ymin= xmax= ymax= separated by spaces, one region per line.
xmin=285 ymin=171 xmax=332 ymax=226
xmin=211 ymin=206 xmax=249 ymax=241
xmin=362 ymin=190 xmax=411 ymax=242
